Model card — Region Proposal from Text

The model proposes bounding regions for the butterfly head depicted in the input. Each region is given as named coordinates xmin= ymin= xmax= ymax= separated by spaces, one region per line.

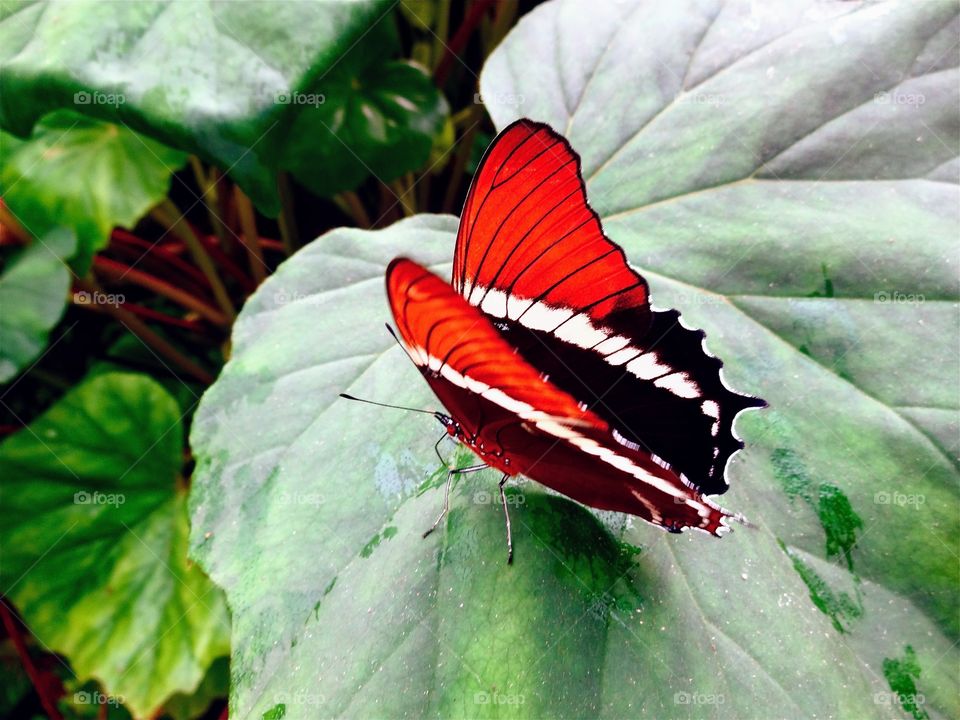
xmin=434 ymin=411 xmax=457 ymax=436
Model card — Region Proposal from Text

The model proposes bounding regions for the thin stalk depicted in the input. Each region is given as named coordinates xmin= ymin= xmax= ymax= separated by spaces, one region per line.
xmin=417 ymin=167 xmax=433 ymax=213
xmin=430 ymin=0 xmax=451 ymax=70
xmin=152 ymin=200 xmax=236 ymax=320
xmin=0 ymin=601 xmax=64 ymax=720
xmin=211 ymin=168 xmax=236 ymax=253
xmin=93 ymin=257 xmax=229 ymax=326
xmin=111 ymin=229 xmax=210 ymax=290
xmin=333 ymin=191 xmax=372 ymax=229
xmin=75 ymin=278 xmax=214 ymax=384
xmin=442 ymin=103 xmax=484 ymax=214
xmin=276 ymin=172 xmax=299 ymax=254
xmin=488 ymin=0 xmax=518 ymax=52
xmin=376 ymin=181 xmax=401 ymax=227
xmin=189 ymin=156 xmax=230 ymax=250
xmin=435 ymin=0 xmax=495 ymax=85
xmin=27 ymin=368 xmax=72 ymax=391
xmin=233 ymin=187 xmax=268 ymax=285
xmin=121 ymin=303 xmax=206 ymax=332
xmin=390 ymin=174 xmax=416 ymax=217
xmin=199 ymin=235 xmax=255 ymax=293
xmin=259 ymin=238 xmax=286 ymax=253
xmin=450 ymin=106 xmax=476 ymax=128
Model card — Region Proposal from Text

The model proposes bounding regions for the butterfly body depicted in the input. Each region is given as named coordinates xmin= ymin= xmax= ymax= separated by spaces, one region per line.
xmin=385 ymin=119 xmax=765 ymax=539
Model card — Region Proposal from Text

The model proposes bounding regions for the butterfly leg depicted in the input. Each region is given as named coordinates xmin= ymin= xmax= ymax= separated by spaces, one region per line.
xmin=422 ymin=462 xmax=487 ymax=539
xmin=499 ymin=474 xmax=513 ymax=564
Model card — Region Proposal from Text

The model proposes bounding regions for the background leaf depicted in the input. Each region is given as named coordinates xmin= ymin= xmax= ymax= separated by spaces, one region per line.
xmin=0 ymin=111 xmax=186 ymax=268
xmin=479 ymin=0 xmax=959 ymax=638
xmin=0 ymin=372 xmax=230 ymax=718
xmin=0 ymin=227 xmax=75 ymax=383
xmin=0 ymin=0 xmax=447 ymax=213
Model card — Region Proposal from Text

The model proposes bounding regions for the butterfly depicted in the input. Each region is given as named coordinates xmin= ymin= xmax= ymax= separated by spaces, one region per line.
xmin=371 ymin=119 xmax=765 ymax=562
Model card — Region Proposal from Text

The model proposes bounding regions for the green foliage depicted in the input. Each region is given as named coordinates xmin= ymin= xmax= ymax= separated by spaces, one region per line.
xmin=0 ymin=226 xmax=74 ymax=382
xmin=0 ymin=372 xmax=230 ymax=717
xmin=0 ymin=0 xmax=447 ymax=214
xmin=0 ymin=111 xmax=186 ymax=268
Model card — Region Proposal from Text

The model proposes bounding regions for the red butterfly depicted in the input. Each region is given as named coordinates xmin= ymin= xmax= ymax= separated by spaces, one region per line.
xmin=369 ymin=119 xmax=764 ymax=561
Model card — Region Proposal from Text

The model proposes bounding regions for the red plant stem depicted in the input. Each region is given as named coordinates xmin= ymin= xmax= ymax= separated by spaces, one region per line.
xmin=93 ymin=257 xmax=229 ymax=327
xmin=107 ymin=243 xmax=211 ymax=301
xmin=121 ymin=303 xmax=206 ymax=332
xmin=111 ymin=229 xmax=211 ymax=290
xmin=435 ymin=0 xmax=495 ymax=85
xmin=0 ymin=200 xmax=32 ymax=244
xmin=0 ymin=601 xmax=64 ymax=720
xmin=74 ymin=279 xmax=215 ymax=384
xmin=259 ymin=238 xmax=285 ymax=253
xmin=152 ymin=201 xmax=236 ymax=320
xmin=217 ymin=704 xmax=229 ymax=720
xmin=199 ymin=235 xmax=256 ymax=293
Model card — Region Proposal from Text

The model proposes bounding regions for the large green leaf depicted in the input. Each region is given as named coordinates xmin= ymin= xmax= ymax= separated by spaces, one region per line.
xmin=0 ymin=226 xmax=74 ymax=383
xmin=1 ymin=111 xmax=186 ymax=268
xmin=189 ymin=2 xmax=958 ymax=718
xmin=0 ymin=0 xmax=447 ymax=213
xmin=0 ymin=372 xmax=230 ymax=719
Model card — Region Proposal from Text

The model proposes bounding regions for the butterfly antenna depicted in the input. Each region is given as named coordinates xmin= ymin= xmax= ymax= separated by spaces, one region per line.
xmin=339 ymin=393 xmax=438 ymax=416
xmin=384 ymin=323 xmax=418 ymax=365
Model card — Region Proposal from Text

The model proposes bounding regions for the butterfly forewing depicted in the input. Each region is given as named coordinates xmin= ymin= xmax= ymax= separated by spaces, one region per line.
xmin=386 ymin=258 xmax=737 ymax=535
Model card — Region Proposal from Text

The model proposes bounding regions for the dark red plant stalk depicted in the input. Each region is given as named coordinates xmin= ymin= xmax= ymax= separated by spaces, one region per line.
xmin=435 ymin=0 xmax=496 ymax=85
xmin=111 ymin=229 xmax=212 ymax=291
xmin=0 ymin=601 xmax=64 ymax=720
xmin=259 ymin=238 xmax=285 ymax=253
xmin=92 ymin=257 xmax=229 ymax=327
xmin=121 ymin=303 xmax=206 ymax=332
xmin=199 ymin=235 xmax=256 ymax=293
